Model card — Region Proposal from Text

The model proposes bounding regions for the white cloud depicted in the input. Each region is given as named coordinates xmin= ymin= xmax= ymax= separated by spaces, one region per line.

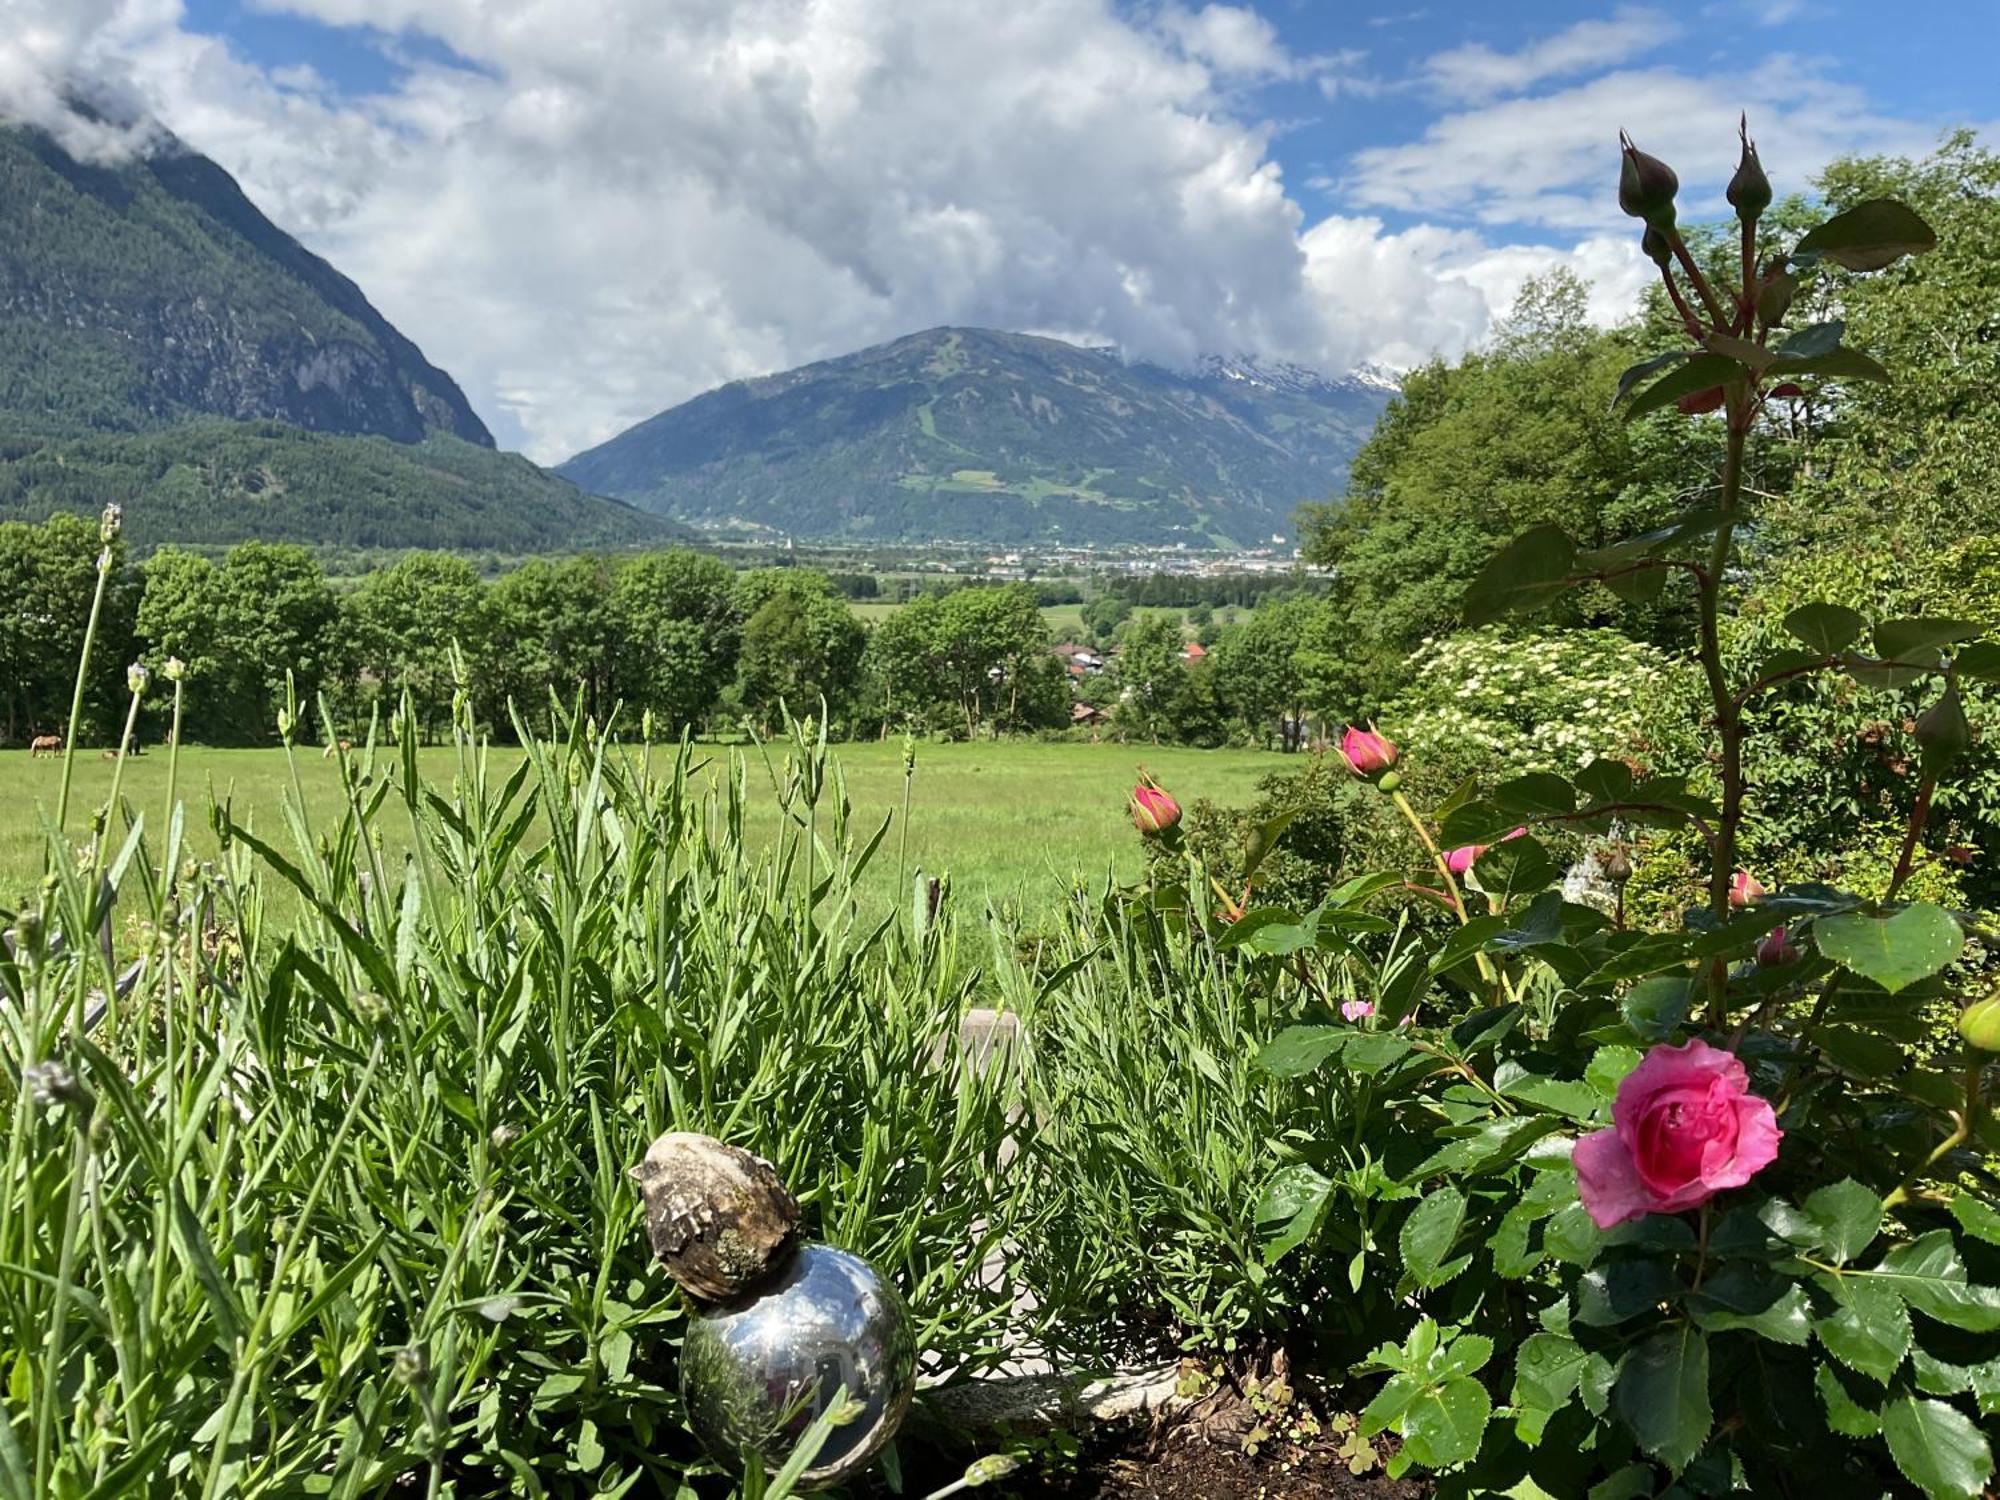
xmin=1157 ymin=4 xmax=1294 ymax=79
xmin=1425 ymin=7 xmax=1679 ymax=102
xmin=1347 ymin=57 xmax=1942 ymax=230
xmin=0 ymin=1 xmax=1970 ymax=464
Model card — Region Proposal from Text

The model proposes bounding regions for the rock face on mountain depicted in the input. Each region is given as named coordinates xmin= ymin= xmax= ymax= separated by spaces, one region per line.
xmin=559 ymin=328 xmax=1394 ymax=548
xmin=0 ymin=125 xmax=489 ymax=444
xmin=0 ymin=122 xmax=671 ymax=550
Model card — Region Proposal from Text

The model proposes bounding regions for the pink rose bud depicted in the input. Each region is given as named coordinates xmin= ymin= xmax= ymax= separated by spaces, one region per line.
xmin=1340 ymin=725 xmax=1398 ymax=776
xmin=1340 ymin=999 xmax=1375 ymax=1023
xmin=1729 ymin=870 xmax=1766 ymax=908
xmin=1130 ymin=781 xmax=1182 ymax=836
xmin=1445 ymin=844 xmax=1485 ymax=875
xmin=1572 ymin=1038 xmax=1782 ymax=1228
xmin=1755 ymin=926 xmax=1800 ymax=966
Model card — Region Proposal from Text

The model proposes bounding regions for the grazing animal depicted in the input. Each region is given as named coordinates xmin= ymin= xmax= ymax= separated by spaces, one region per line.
xmin=29 ymin=734 xmax=61 ymax=758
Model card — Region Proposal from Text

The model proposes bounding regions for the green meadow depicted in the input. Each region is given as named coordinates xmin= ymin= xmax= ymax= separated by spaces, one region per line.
xmin=0 ymin=738 xmax=1284 ymax=920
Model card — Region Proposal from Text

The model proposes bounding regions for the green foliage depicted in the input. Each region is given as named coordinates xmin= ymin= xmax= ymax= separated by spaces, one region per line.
xmin=861 ymin=583 xmax=1066 ymax=737
xmin=0 ymin=710 xmax=1030 ymax=1496
xmin=1297 ymin=271 xmax=1727 ymax=689
xmin=0 ymin=422 xmax=670 ymax=552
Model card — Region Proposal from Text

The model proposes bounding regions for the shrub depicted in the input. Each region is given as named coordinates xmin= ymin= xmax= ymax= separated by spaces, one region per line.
xmin=1157 ymin=128 xmax=2000 ymax=1498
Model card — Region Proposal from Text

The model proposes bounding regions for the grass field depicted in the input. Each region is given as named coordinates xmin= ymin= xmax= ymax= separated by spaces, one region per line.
xmin=0 ymin=739 xmax=1285 ymax=921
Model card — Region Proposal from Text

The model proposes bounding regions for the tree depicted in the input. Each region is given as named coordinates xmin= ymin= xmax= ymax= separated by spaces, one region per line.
xmin=861 ymin=584 xmax=1059 ymax=735
xmin=1111 ymin=612 xmax=1187 ymax=742
xmin=1297 ymin=271 xmax=1722 ymax=695
xmin=346 ymin=552 xmax=487 ymax=741
xmin=0 ymin=513 xmax=136 ymax=746
xmin=608 ymin=550 xmax=740 ymax=736
xmin=489 ymin=555 xmax=618 ymax=735
xmin=1210 ymin=594 xmax=1328 ymax=749
xmin=731 ymin=570 xmax=867 ymax=726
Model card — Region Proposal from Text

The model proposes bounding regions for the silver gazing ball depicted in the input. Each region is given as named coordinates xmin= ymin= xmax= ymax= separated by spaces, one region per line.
xmin=680 ymin=1243 xmax=916 ymax=1488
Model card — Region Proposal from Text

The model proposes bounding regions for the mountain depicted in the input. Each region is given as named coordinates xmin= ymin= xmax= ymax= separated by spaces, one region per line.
xmin=558 ymin=328 xmax=1394 ymax=548
xmin=0 ymin=122 xmax=670 ymax=550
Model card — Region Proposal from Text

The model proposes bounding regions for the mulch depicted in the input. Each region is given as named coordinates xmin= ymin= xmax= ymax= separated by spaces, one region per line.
xmin=1029 ymin=1420 xmax=1434 ymax=1498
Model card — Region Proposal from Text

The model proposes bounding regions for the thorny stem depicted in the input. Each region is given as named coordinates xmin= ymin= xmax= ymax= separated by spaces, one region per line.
xmin=1884 ymin=775 xmax=1938 ymax=902
xmin=1669 ymin=229 xmax=1734 ymax=331
xmin=1697 ymin=391 xmax=1752 ymax=1022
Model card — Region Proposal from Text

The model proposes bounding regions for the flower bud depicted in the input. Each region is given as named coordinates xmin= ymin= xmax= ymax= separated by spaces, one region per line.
xmin=1729 ymin=870 xmax=1766 ymax=908
xmin=352 ymin=990 xmax=391 ymax=1026
xmin=490 ymin=1123 xmax=522 ymax=1153
xmin=1755 ymin=926 xmax=1800 ymax=966
xmin=1959 ymin=995 xmax=2000 ymax=1053
xmin=25 ymin=1059 xmax=80 ymax=1108
xmin=1641 ymin=226 xmax=1673 ymax=270
xmin=963 ymin=1454 xmax=1021 ymax=1487
xmin=1339 ymin=725 xmax=1398 ymax=777
xmin=1915 ymin=683 xmax=1972 ymax=777
xmin=10 ymin=910 xmax=45 ymax=958
xmin=1618 ymin=131 xmax=1679 ymax=232
xmin=392 ymin=1344 xmax=429 ymax=1385
xmin=1445 ymin=843 xmax=1484 ymax=875
xmin=99 ymin=504 xmax=122 ymax=542
xmin=1603 ymin=846 xmax=1634 ymax=884
xmin=1756 ymin=268 xmax=1797 ymax=327
xmin=1726 ymin=117 xmax=1772 ymax=224
xmin=1130 ymin=779 xmax=1182 ymax=836
xmin=163 ymin=655 xmax=186 ymax=682
xmin=1340 ymin=999 xmax=1375 ymax=1023
xmin=126 ymin=662 xmax=150 ymax=697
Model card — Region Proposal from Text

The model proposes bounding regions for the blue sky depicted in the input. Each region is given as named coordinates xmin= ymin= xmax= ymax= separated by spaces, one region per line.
xmin=11 ymin=0 xmax=1992 ymax=457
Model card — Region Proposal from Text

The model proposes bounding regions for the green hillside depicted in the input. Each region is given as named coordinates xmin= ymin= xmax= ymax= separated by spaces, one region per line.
xmin=559 ymin=327 xmax=1391 ymax=547
xmin=0 ymin=419 xmax=671 ymax=551
xmin=0 ymin=122 xmax=662 ymax=549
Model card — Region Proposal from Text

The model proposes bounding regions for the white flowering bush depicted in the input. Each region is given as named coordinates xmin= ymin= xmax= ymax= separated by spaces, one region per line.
xmin=1384 ymin=626 xmax=1692 ymax=775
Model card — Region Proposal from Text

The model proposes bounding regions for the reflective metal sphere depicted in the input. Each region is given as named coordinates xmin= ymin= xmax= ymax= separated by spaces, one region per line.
xmin=680 ymin=1243 xmax=916 ymax=1487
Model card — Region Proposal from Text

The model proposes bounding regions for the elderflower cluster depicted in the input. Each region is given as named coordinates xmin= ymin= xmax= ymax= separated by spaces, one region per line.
xmin=1385 ymin=628 xmax=1683 ymax=775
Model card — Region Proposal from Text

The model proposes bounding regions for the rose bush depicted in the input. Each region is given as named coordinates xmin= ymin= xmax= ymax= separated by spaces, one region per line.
xmin=1141 ymin=124 xmax=2000 ymax=1498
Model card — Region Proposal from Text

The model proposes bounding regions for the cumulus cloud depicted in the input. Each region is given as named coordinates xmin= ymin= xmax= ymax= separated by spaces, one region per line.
xmin=0 ymin=1 xmax=1971 ymax=461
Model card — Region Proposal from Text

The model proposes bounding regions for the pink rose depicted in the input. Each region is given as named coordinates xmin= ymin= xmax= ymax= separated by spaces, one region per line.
xmin=1728 ymin=870 xmax=1766 ymax=908
xmin=1130 ymin=781 xmax=1182 ymax=836
xmin=1444 ymin=827 xmax=1526 ymax=875
xmin=1572 ymin=1038 xmax=1782 ymax=1229
xmin=1755 ymin=926 xmax=1800 ymax=967
xmin=1339 ymin=725 xmax=1398 ymax=776
xmin=1340 ymin=999 xmax=1375 ymax=1023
